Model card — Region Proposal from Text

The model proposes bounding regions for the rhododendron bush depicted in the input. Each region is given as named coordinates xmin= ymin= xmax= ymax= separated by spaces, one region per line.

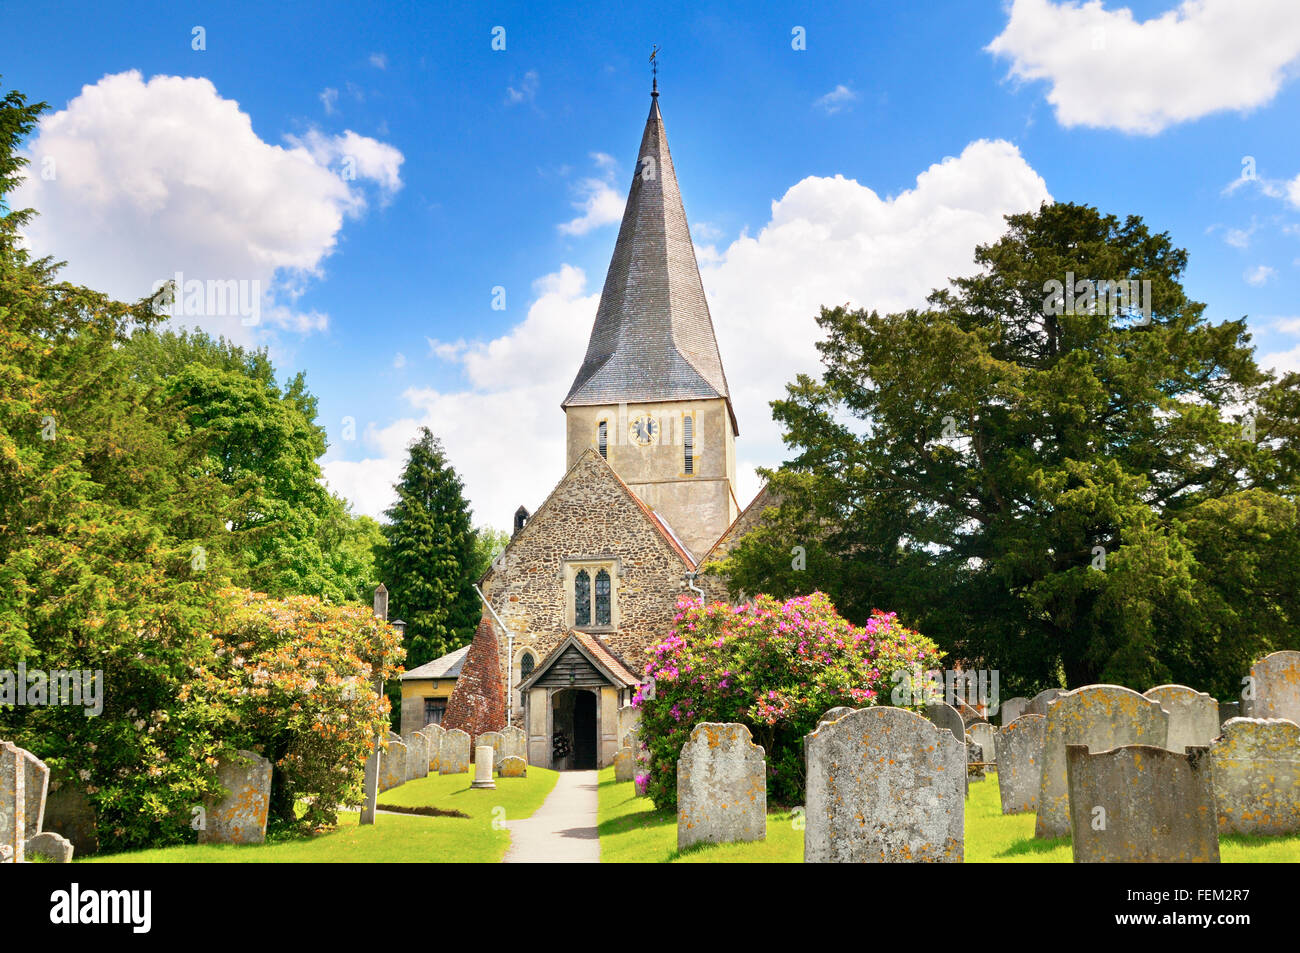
xmin=635 ymin=592 xmax=941 ymax=808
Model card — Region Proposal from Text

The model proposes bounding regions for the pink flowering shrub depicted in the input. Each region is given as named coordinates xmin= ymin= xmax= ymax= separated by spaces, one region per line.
xmin=635 ymin=592 xmax=941 ymax=808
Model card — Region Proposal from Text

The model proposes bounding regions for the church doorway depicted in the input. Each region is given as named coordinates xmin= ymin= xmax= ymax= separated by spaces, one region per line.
xmin=552 ymin=688 xmax=598 ymax=770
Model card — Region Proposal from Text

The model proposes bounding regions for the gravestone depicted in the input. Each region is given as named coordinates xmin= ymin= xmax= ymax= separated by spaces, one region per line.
xmin=476 ymin=731 xmax=504 ymax=768
xmin=422 ymin=723 xmax=445 ymax=772
xmin=1 ymin=741 xmax=49 ymax=863
xmin=968 ymin=723 xmax=997 ymax=766
xmin=1247 ymin=651 xmax=1300 ymax=725
xmin=1025 ymin=689 xmax=1064 ymax=717
xmin=1000 ymin=697 xmax=1029 ymax=727
xmin=819 ymin=706 xmax=857 ymax=725
xmin=923 ymin=703 xmax=966 ymax=743
xmin=1210 ymin=718 xmax=1300 ymax=835
xmin=403 ymin=731 xmax=429 ymax=781
xmin=613 ymin=746 xmax=635 ymax=782
xmin=500 ymin=725 xmax=528 ymax=764
xmin=379 ymin=738 xmax=407 ymax=792
xmin=955 ymin=700 xmax=986 ymax=726
xmin=498 ymin=756 xmax=527 ymax=778
xmin=1066 ymin=744 xmax=1219 ymax=862
xmin=1218 ymin=702 xmax=1241 ymax=726
xmin=26 ymin=831 xmax=75 ymax=863
xmin=966 ymin=739 xmax=985 ymax=780
xmin=43 ymin=775 xmax=99 ymax=856
xmin=677 ymin=723 xmax=766 ymax=851
xmin=1035 ymin=685 xmax=1168 ymax=838
xmin=440 ymin=729 xmax=471 ymax=774
xmin=995 ymin=714 xmax=1046 ymax=814
xmin=471 ymin=746 xmax=496 ymax=789
xmin=617 ymin=704 xmax=642 ymax=744
xmin=200 ymin=749 xmax=272 ymax=845
xmin=1143 ymin=684 xmax=1219 ymax=752
xmin=805 ymin=707 xmax=964 ymax=863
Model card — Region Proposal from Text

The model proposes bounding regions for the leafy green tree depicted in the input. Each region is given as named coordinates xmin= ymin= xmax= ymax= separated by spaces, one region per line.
xmin=470 ymin=525 xmax=510 ymax=581
xmin=376 ymin=428 xmax=481 ymax=669
xmin=720 ymin=202 xmax=1300 ymax=700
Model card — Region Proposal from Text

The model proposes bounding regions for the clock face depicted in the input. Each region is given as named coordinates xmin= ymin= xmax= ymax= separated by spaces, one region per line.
xmin=630 ymin=415 xmax=659 ymax=446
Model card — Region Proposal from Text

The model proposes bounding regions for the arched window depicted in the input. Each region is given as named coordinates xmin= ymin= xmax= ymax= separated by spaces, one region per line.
xmin=598 ymin=421 xmax=608 ymax=459
xmin=520 ymin=651 xmax=535 ymax=682
xmin=574 ymin=570 xmax=591 ymax=626
xmin=683 ymin=414 xmax=694 ymax=474
xmin=595 ymin=569 xmax=611 ymax=626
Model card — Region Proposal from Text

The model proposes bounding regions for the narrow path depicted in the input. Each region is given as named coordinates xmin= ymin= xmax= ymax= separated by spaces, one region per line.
xmin=503 ymin=769 xmax=600 ymax=863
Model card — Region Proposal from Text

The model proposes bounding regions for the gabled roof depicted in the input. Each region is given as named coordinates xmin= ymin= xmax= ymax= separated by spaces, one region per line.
xmin=518 ymin=630 xmax=641 ymax=693
xmin=563 ymin=91 xmax=737 ymax=435
xmin=400 ymin=644 xmax=470 ymax=681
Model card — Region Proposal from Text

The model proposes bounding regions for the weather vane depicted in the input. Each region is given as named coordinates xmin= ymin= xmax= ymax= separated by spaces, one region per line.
xmin=650 ymin=44 xmax=660 ymax=94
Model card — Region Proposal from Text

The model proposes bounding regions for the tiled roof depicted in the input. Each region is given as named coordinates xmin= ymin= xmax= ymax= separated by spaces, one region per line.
xmin=563 ymin=92 xmax=737 ymax=434
xmin=400 ymin=644 xmax=470 ymax=681
xmin=572 ymin=631 xmax=642 ymax=688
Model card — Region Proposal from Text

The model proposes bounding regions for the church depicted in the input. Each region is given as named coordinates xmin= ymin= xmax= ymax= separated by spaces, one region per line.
xmin=402 ymin=85 xmax=773 ymax=769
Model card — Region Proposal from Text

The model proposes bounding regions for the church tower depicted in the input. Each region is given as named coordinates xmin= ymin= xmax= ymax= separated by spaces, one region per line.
xmin=563 ymin=87 xmax=739 ymax=559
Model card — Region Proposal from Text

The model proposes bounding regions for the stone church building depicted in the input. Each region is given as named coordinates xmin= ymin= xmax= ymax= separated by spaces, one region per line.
xmin=415 ymin=87 xmax=772 ymax=770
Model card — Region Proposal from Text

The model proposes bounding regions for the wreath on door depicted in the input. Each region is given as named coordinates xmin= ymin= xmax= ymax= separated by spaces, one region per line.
xmin=552 ymin=731 xmax=572 ymax=761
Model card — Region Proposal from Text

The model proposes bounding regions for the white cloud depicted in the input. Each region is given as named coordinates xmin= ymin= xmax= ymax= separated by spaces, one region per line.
xmin=987 ymin=0 xmax=1300 ymax=134
xmin=591 ymin=151 xmax=617 ymax=171
xmin=369 ymin=52 xmax=388 ymax=69
xmin=320 ymin=87 xmax=339 ymax=115
xmin=558 ymin=178 xmax=624 ymax=235
xmin=814 ymin=84 xmax=859 ymax=115
xmin=1261 ymin=344 xmax=1300 ymax=376
xmin=506 ymin=70 xmax=539 ymax=105
xmin=328 ymin=140 xmax=1051 ymax=531
xmin=1245 ymin=264 xmax=1276 ymax=285
xmin=15 ymin=70 xmax=403 ymax=344
xmin=393 ymin=352 xmax=406 ymax=369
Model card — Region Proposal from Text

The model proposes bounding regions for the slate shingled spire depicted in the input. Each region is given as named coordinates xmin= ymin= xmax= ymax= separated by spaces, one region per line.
xmin=563 ymin=90 xmax=737 ymax=434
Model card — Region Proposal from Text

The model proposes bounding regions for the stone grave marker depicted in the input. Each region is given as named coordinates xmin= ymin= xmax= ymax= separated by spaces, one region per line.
xmin=968 ymin=723 xmax=997 ymax=766
xmin=476 ymin=730 xmax=504 ymax=769
xmin=677 ymin=723 xmax=766 ymax=851
xmin=498 ymin=756 xmax=527 ymax=778
xmin=1210 ymin=718 xmax=1300 ymax=835
xmin=1024 ymin=689 xmax=1064 ymax=717
xmin=995 ymin=714 xmax=1046 ymax=814
xmin=471 ymin=746 xmax=496 ymax=789
xmin=403 ymin=731 xmax=429 ymax=781
xmin=500 ymin=725 xmax=528 ymax=764
xmin=25 ymin=830 xmax=74 ymax=863
xmin=1 ymin=741 xmax=48 ymax=864
xmin=1247 ymin=651 xmax=1300 ymax=725
xmin=440 ymin=729 xmax=471 ymax=774
xmin=200 ymin=749 xmax=272 ymax=845
xmin=923 ymin=703 xmax=966 ymax=743
xmin=1143 ymin=684 xmax=1219 ymax=752
xmin=1066 ymin=743 xmax=1219 ymax=862
xmin=614 ymin=746 xmax=635 ymax=782
xmin=422 ymin=723 xmax=445 ymax=772
xmin=1000 ymin=697 xmax=1029 ymax=727
xmin=805 ymin=707 xmax=964 ymax=863
xmin=1218 ymin=702 xmax=1241 ymax=726
xmin=379 ymin=738 xmax=408 ymax=791
xmin=819 ymin=706 xmax=856 ymax=725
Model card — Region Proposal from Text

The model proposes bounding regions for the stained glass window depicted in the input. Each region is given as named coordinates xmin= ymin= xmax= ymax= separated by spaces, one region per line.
xmin=575 ymin=570 xmax=591 ymax=626
xmin=595 ymin=569 xmax=611 ymax=626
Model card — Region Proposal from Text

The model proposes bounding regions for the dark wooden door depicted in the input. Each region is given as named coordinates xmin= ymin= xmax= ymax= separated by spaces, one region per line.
xmin=573 ymin=690 xmax=597 ymax=769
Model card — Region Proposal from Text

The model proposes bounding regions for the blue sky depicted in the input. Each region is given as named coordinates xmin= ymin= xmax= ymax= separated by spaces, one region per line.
xmin=5 ymin=0 xmax=1299 ymax=532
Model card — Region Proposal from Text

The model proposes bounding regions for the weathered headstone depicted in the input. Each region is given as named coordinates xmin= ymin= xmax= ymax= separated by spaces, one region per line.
xmin=43 ymin=775 xmax=99 ymax=856
xmin=923 ymin=703 xmax=965 ymax=743
xmin=471 ymin=746 xmax=496 ymax=789
xmin=1035 ymin=685 xmax=1168 ymax=838
xmin=1210 ymin=718 xmax=1300 ymax=835
xmin=995 ymin=714 xmax=1046 ymax=814
xmin=677 ymin=723 xmax=766 ymax=851
xmin=805 ymin=707 xmax=964 ymax=863
xmin=966 ymin=739 xmax=985 ymax=780
xmin=440 ymin=728 xmax=470 ymax=774
xmin=1143 ymin=684 xmax=1219 ymax=752
xmin=199 ymin=749 xmax=272 ymax=845
xmin=379 ymin=738 xmax=407 ymax=792
xmin=955 ymin=699 xmax=986 ymax=726
xmin=25 ymin=831 xmax=74 ymax=863
xmin=1 ymin=741 xmax=49 ymax=863
xmin=613 ymin=746 xmax=635 ymax=782
xmin=819 ymin=706 xmax=857 ymax=725
xmin=617 ymin=704 xmax=642 ymax=744
xmin=403 ymin=731 xmax=429 ymax=781
xmin=1247 ymin=651 xmax=1300 ymax=725
xmin=1066 ymin=743 xmax=1219 ymax=862
xmin=498 ymin=756 xmax=527 ymax=778
xmin=422 ymin=723 xmax=445 ymax=772
xmin=968 ymin=723 xmax=997 ymax=766
xmin=500 ymin=725 xmax=528 ymax=764
xmin=1025 ymin=688 xmax=1064 ymax=717
xmin=476 ymin=730 xmax=504 ymax=769
xmin=1000 ymin=697 xmax=1029 ymax=727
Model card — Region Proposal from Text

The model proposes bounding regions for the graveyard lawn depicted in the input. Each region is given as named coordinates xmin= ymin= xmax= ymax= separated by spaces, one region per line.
xmin=598 ymin=768 xmax=1300 ymax=863
xmin=82 ymin=768 xmax=559 ymax=863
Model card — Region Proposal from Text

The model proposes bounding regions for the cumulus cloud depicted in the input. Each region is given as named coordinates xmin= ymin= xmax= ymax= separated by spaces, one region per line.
xmin=15 ymin=70 xmax=403 ymax=343
xmin=814 ymin=84 xmax=859 ymax=115
xmin=506 ymin=70 xmax=539 ymax=105
xmin=558 ymin=178 xmax=624 ymax=236
xmin=328 ymin=140 xmax=1051 ymax=528
xmin=1245 ymin=264 xmax=1276 ymax=286
xmin=987 ymin=0 xmax=1300 ymax=134
xmin=369 ymin=52 xmax=388 ymax=69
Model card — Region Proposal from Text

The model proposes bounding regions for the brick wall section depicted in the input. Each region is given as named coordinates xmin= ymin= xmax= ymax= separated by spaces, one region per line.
xmin=442 ymin=615 xmax=507 ymax=752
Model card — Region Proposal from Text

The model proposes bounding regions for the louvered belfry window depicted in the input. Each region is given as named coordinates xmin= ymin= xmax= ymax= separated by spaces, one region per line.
xmin=575 ymin=570 xmax=591 ymax=626
xmin=598 ymin=421 xmax=608 ymax=459
xmin=595 ymin=570 xmax=612 ymax=626
xmin=683 ymin=414 xmax=694 ymax=474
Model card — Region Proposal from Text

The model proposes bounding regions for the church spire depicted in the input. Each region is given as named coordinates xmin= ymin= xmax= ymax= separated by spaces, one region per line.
xmin=563 ymin=87 xmax=737 ymax=434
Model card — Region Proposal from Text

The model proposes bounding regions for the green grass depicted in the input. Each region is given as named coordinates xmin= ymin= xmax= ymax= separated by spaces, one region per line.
xmin=598 ymin=767 xmax=1300 ymax=863
xmin=83 ymin=767 xmax=560 ymax=864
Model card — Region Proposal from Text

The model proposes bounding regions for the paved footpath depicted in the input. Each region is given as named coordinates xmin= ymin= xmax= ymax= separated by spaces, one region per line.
xmin=503 ymin=769 xmax=600 ymax=863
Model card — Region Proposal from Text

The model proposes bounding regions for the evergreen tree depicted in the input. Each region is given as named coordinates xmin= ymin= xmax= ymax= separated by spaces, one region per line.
xmin=377 ymin=428 xmax=481 ymax=668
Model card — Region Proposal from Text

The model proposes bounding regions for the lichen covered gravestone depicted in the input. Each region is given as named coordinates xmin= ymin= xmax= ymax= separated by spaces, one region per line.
xmin=1247 ymin=651 xmax=1300 ymax=725
xmin=403 ymin=731 xmax=429 ymax=781
xmin=1066 ymin=744 xmax=1219 ymax=862
xmin=1 ymin=741 xmax=49 ymax=863
xmin=379 ymin=738 xmax=408 ymax=792
xmin=422 ymin=723 xmax=445 ymax=772
xmin=805 ymin=707 xmax=964 ymax=863
xmin=498 ymin=756 xmax=527 ymax=778
xmin=1143 ymin=684 xmax=1219 ymax=752
xmin=677 ymin=723 xmax=766 ymax=851
xmin=1000 ymin=697 xmax=1029 ymax=727
xmin=819 ymin=706 xmax=856 ymax=725
xmin=1210 ymin=718 xmax=1300 ymax=835
xmin=1035 ymin=685 xmax=1168 ymax=838
xmin=1024 ymin=688 xmax=1064 ymax=718
xmin=440 ymin=728 xmax=471 ymax=774
xmin=500 ymin=725 xmax=528 ymax=764
xmin=476 ymin=730 xmax=504 ymax=768
xmin=613 ymin=746 xmax=635 ymax=782
xmin=923 ymin=703 xmax=965 ymax=744
xmin=968 ymin=723 xmax=997 ymax=766
xmin=995 ymin=714 xmax=1046 ymax=815
xmin=200 ymin=749 xmax=272 ymax=845
xmin=26 ymin=831 xmax=75 ymax=863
